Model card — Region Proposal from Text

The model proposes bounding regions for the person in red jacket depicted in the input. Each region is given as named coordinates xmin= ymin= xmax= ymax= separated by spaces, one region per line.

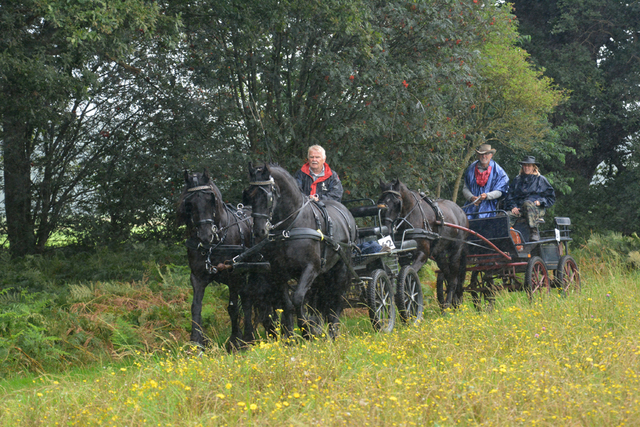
xmin=294 ymin=145 xmax=344 ymax=202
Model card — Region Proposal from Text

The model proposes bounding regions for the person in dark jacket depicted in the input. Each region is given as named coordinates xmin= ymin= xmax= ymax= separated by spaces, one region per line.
xmin=294 ymin=145 xmax=344 ymax=202
xmin=504 ymin=156 xmax=555 ymax=241
xmin=462 ymin=144 xmax=509 ymax=219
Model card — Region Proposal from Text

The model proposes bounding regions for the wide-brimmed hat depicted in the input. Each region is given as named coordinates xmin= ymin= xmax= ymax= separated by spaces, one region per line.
xmin=519 ymin=155 xmax=539 ymax=165
xmin=475 ymin=144 xmax=496 ymax=155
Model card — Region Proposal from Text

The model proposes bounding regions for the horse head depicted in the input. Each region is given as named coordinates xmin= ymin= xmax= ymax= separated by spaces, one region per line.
xmin=378 ymin=178 xmax=407 ymax=231
xmin=245 ymin=162 xmax=279 ymax=241
xmin=179 ymin=168 xmax=221 ymax=244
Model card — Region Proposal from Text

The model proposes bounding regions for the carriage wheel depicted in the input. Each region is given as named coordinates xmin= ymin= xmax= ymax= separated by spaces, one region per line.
xmin=395 ymin=266 xmax=424 ymax=324
xmin=367 ymin=269 xmax=396 ymax=333
xmin=525 ymin=256 xmax=550 ymax=299
xmin=469 ymin=270 xmax=496 ymax=312
xmin=555 ymin=255 xmax=581 ymax=297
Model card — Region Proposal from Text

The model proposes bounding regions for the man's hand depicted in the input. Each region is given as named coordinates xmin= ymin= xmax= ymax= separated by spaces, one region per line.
xmin=511 ymin=207 xmax=520 ymax=215
xmin=472 ymin=193 xmax=488 ymax=206
xmin=310 ymin=194 xmax=319 ymax=201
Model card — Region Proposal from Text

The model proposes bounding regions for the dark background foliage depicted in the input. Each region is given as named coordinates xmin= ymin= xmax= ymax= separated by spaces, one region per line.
xmin=1 ymin=0 xmax=639 ymax=258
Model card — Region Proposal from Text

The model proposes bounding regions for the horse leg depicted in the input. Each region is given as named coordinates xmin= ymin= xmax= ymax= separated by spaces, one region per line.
xmin=240 ymin=274 xmax=261 ymax=347
xmin=226 ymin=284 xmax=243 ymax=351
xmin=279 ymin=282 xmax=295 ymax=340
xmin=453 ymin=247 xmax=468 ymax=308
xmin=293 ymin=265 xmax=320 ymax=339
xmin=190 ymin=273 xmax=208 ymax=346
xmin=411 ymin=246 xmax=430 ymax=272
xmin=323 ymin=262 xmax=349 ymax=340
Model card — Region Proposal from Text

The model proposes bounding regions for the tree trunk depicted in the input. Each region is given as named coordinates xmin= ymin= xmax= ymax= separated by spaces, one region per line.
xmin=451 ymin=143 xmax=476 ymax=204
xmin=2 ymin=117 xmax=35 ymax=257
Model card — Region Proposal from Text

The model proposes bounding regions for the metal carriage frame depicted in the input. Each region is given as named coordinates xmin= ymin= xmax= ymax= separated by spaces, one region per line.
xmin=459 ymin=212 xmax=581 ymax=309
xmin=344 ymin=199 xmax=425 ymax=333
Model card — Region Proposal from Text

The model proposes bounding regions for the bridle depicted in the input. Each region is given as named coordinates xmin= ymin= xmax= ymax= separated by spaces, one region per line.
xmin=184 ymin=184 xmax=220 ymax=238
xmin=183 ymin=180 xmax=252 ymax=274
xmin=380 ymin=190 xmax=405 ymax=233
xmin=380 ymin=189 xmax=431 ymax=234
xmin=248 ymin=177 xmax=278 ymax=229
xmin=248 ymin=175 xmax=311 ymax=235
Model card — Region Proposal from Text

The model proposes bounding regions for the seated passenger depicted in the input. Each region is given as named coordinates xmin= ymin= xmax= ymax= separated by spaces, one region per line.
xmin=504 ymin=156 xmax=555 ymax=241
xmin=294 ymin=144 xmax=344 ymax=202
xmin=462 ymin=144 xmax=509 ymax=219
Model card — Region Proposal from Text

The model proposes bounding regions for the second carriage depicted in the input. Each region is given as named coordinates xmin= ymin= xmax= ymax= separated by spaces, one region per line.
xmin=343 ymin=199 xmax=426 ymax=333
xmin=441 ymin=211 xmax=581 ymax=310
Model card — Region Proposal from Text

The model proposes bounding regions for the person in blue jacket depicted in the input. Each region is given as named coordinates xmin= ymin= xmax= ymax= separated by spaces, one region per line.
xmin=294 ymin=145 xmax=344 ymax=202
xmin=504 ymin=156 xmax=555 ymax=241
xmin=462 ymin=144 xmax=509 ymax=219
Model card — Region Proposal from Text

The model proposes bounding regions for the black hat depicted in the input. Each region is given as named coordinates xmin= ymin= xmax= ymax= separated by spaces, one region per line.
xmin=519 ymin=156 xmax=539 ymax=165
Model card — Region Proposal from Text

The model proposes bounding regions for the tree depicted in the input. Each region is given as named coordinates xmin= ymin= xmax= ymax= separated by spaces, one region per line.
xmin=0 ymin=1 xmax=171 ymax=256
xmin=449 ymin=3 xmax=566 ymax=202
xmin=512 ymin=0 xmax=640 ymax=236
xmin=170 ymin=0 xmax=497 ymax=199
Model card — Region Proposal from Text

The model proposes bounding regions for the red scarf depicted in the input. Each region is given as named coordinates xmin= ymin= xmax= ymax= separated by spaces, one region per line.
xmin=475 ymin=164 xmax=492 ymax=187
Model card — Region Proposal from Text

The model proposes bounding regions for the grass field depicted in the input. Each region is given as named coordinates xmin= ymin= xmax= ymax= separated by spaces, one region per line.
xmin=2 ymin=249 xmax=640 ymax=426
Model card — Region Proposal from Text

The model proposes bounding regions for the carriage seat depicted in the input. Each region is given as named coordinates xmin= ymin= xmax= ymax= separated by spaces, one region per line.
xmin=397 ymin=239 xmax=417 ymax=251
xmin=349 ymin=204 xmax=386 ymax=218
xmin=357 ymin=225 xmax=389 ymax=239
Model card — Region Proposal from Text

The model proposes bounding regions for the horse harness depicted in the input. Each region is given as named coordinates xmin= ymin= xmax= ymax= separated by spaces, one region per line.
xmin=235 ymin=178 xmax=356 ymax=274
xmin=184 ymin=183 xmax=252 ymax=274
xmin=381 ymin=190 xmax=443 ymax=240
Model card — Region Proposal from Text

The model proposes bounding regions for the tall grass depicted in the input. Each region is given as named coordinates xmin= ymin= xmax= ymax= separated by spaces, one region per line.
xmin=2 ymin=248 xmax=640 ymax=425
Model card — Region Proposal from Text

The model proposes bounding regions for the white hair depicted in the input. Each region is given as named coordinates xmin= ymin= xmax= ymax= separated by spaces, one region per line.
xmin=307 ymin=145 xmax=326 ymax=160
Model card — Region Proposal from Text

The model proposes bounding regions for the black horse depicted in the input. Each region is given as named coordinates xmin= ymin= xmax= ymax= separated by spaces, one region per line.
xmin=378 ymin=179 xmax=468 ymax=309
xmin=244 ymin=163 xmax=357 ymax=339
xmin=177 ymin=169 xmax=274 ymax=349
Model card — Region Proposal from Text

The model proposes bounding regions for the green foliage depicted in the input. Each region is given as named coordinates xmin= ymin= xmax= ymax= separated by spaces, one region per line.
xmin=514 ymin=0 xmax=640 ymax=236
xmin=0 ymin=0 xmax=179 ymax=257
xmin=3 ymin=264 xmax=640 ymax=425
xmin=0 ymin=244 xmax=199 ymax=379
xmin=0 ymin=289 xmax=62 ymax=374
xmin=450 ymin=3 xmax=567 ymax=200
xmin=578 ymin=231 xmax=640 ymax=270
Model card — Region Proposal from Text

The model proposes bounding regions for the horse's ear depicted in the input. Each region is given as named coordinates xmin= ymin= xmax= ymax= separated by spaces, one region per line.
xmin=393 ymin=178 xmax=400 ymax=189
xmin=242 ymin=188 xmax=251 ymax=206
xmin=248 ymin=162 xmax=255 ymax=180
xmin=203 ymin=168 xmax=211 ymax=183
xmin=177 ymin=198 xmax=186 ymax=226
xmin=184 ymin=170 xmax=190 ymax=185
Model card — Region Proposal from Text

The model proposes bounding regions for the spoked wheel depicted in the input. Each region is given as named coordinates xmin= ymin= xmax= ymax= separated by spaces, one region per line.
xmin=555 ymin=255 xmax=581 ymax=297
xmin=525 ymin=256 xmax=550 ymax=299
xmin=367 ymin=269 xmax=396 ymax=332
xmin=395 ymin=266 xmax=424 ymax=324
xmin=469 ymin=270 xmax=496 ymax=312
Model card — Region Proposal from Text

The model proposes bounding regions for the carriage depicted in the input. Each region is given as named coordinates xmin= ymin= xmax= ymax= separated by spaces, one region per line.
xmin=458 ymin=212 xmax=581 ymax=309
xmin=343 ymin=199 xmax=425 ymax=333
